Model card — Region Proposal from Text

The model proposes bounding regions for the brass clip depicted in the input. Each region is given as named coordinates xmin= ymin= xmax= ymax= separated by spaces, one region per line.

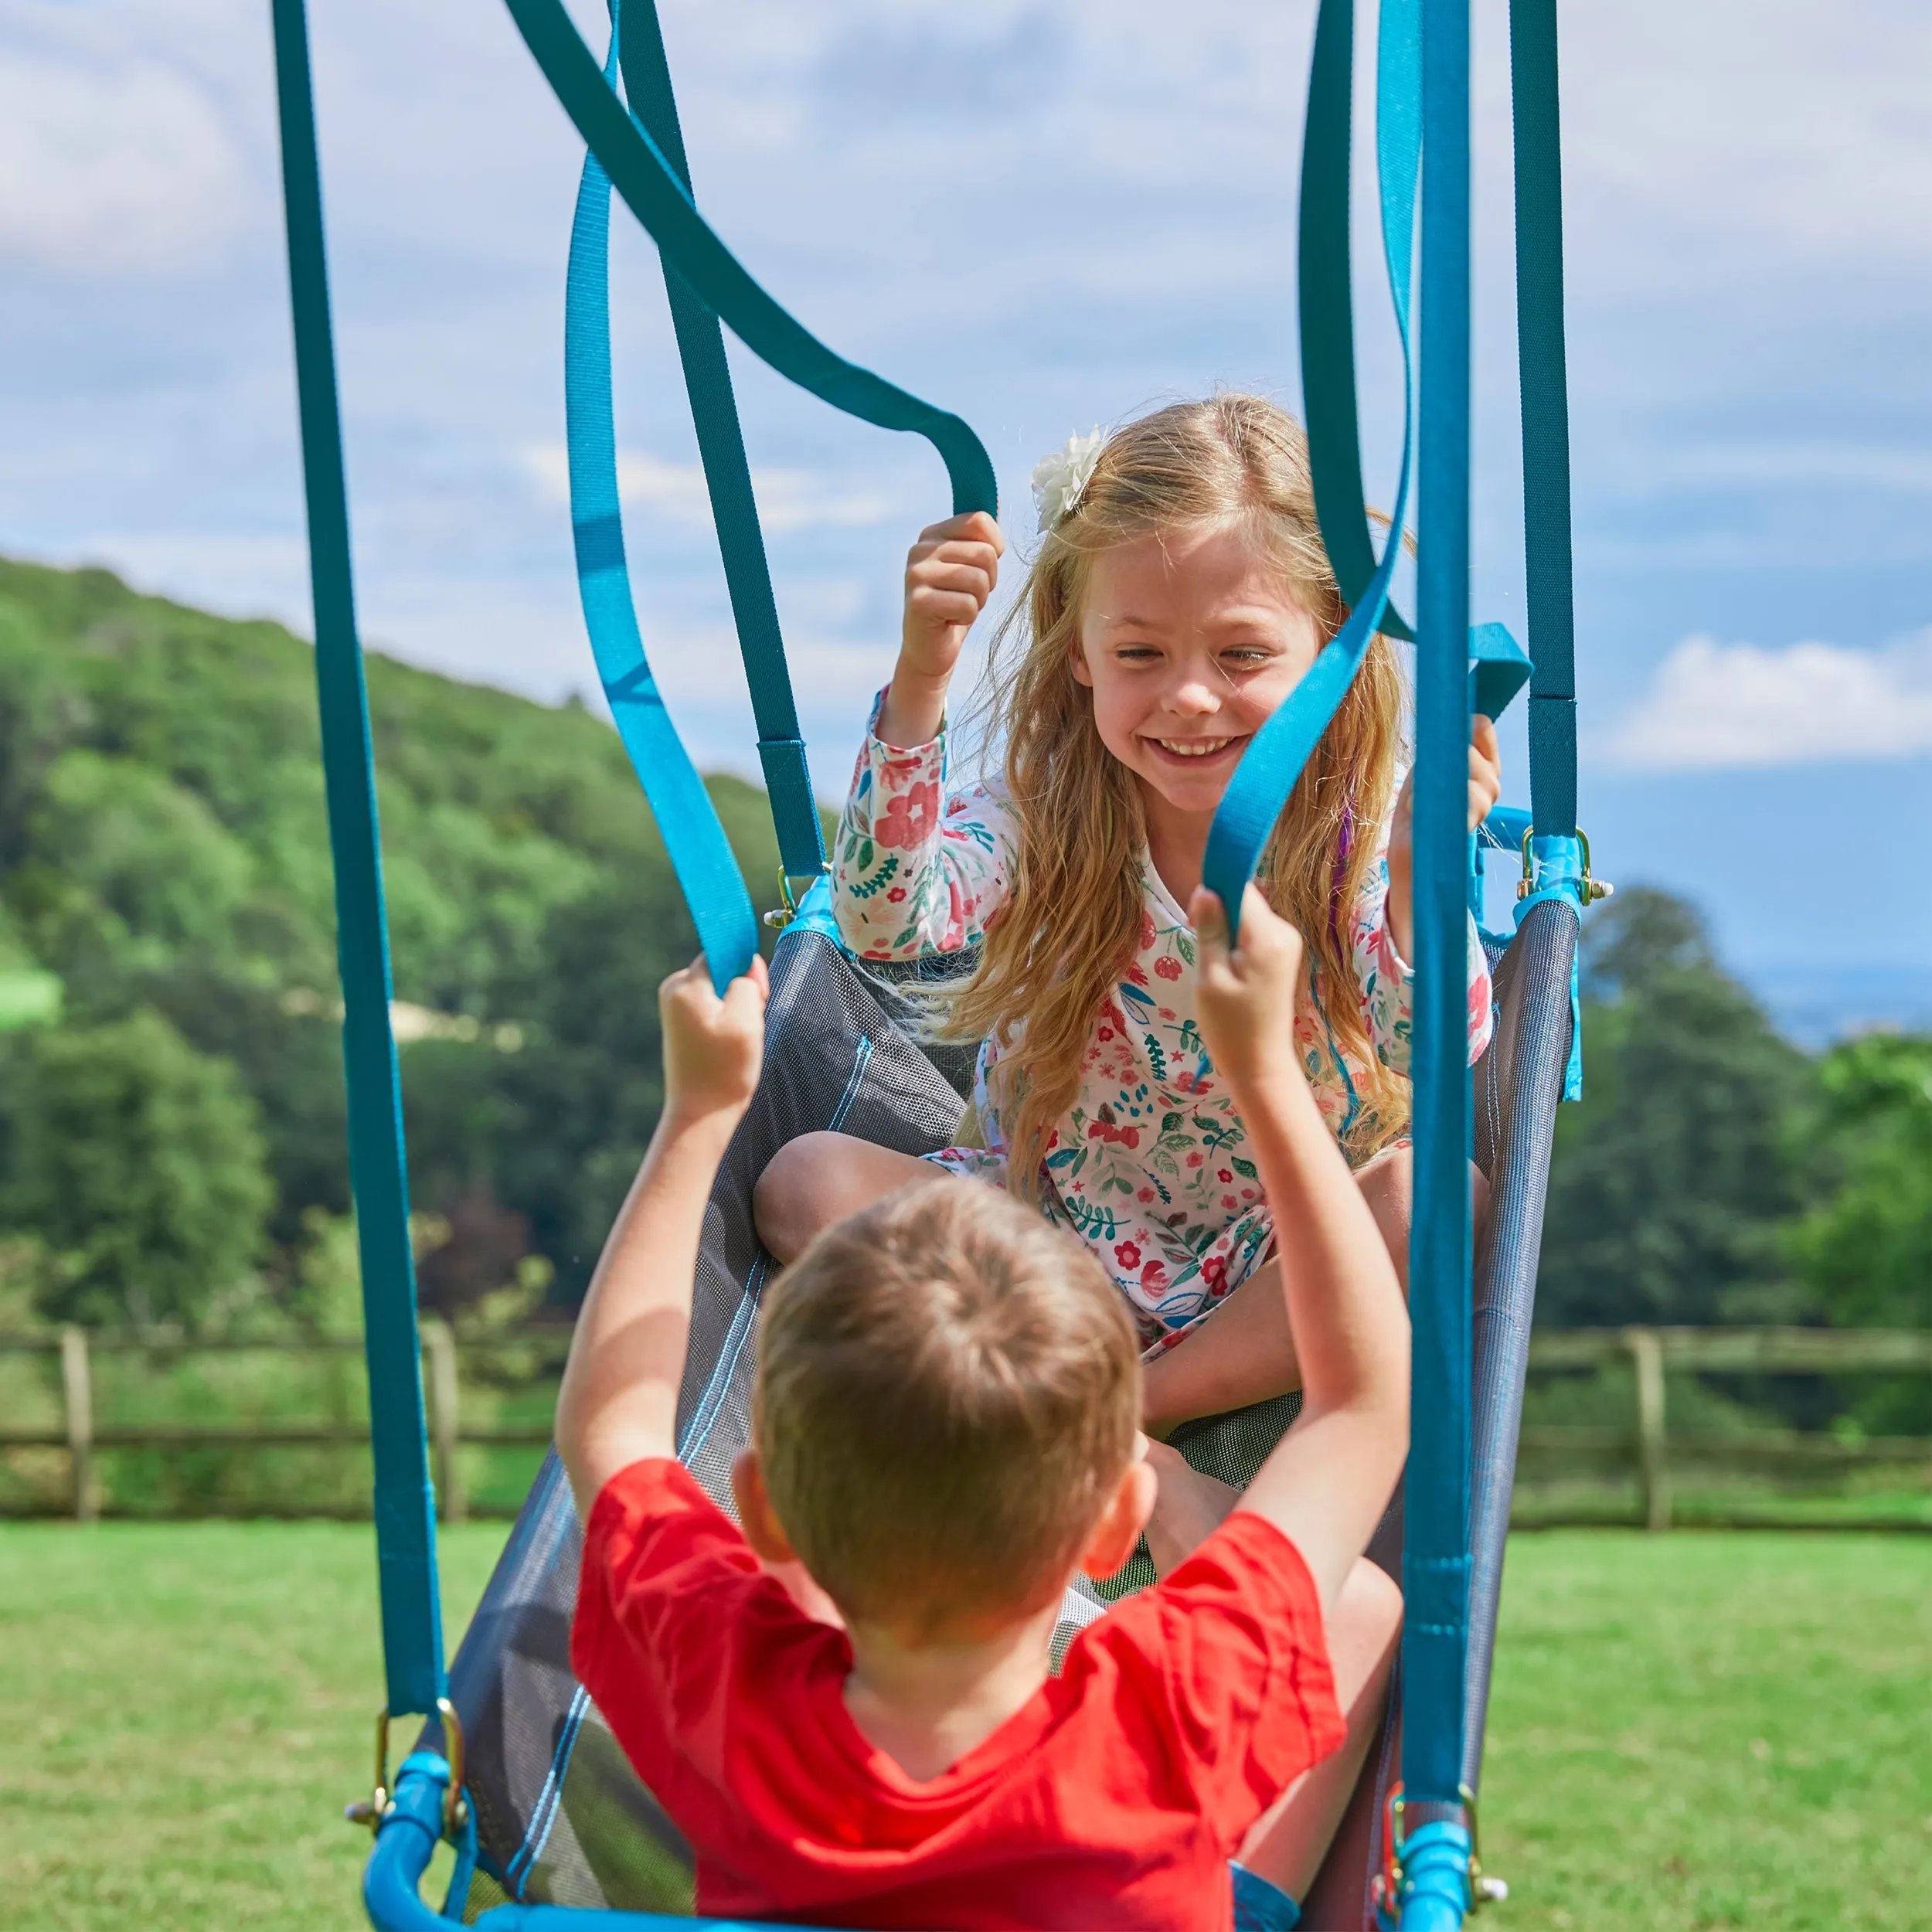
xmin=344 ymin=1698 xmax=468 ymax=1840
xmin=1516 ymin=826 xmax=1612 ymax=906
xmin=763 ymin=864 xmax=830 ymax=931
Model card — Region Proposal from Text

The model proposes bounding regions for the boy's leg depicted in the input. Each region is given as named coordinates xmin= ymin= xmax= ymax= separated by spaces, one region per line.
xmin=753 ymin=1131 xmax=933 ymax=1261
xmin=1235 ymin=1557 xmax=1403 ymax=1903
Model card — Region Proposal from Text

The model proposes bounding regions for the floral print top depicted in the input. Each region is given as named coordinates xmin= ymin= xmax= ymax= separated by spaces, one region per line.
xmin=832 ymin=711 xmax=1495 ymax=1348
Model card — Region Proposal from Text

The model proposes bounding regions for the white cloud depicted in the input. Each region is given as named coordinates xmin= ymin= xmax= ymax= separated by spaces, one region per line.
xmin=1602 ymin=629 xmax=1932 ymax=770
xmin=0 ymin=50 xmax=251 ymax=275
xmin=520 ymin=444 xmax=893 ymax=533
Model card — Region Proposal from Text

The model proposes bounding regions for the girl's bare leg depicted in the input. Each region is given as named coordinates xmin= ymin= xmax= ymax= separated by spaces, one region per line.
xmin=1236 ymin=1557 xmax=1403 ymax=1900
xmin=1138 ymin=1440 xmax=1402 ymax=1898
xmin=753 ymin=1131 xmax=933 ymax=1263
xmin=1141 ymin=1148 xmax=1488 ymax=1436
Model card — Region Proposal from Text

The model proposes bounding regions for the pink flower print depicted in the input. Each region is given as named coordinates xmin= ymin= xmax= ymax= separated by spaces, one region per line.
xmin=1223 ymin=1194 xmax=1238 ymax=1210
xmin=1185 ymin=1151 xmax=1204 ymax=1168
xmin=1158 ymin=1008 xmax=1176 ymax=1022
xmin=1098 ymin=1026 xmax=1114 ymax=1043
xmin=1139 ymin=910 xmax=1157 ymax=951
xmin=1201 ymin=1254 xmax=1229 ymax=1291
xmin=1114 ymin=1240 xmax=1142 ymax=1270
xmin=1140 ymin=1258 xmax=1168 ymax=1289
xmin=1127 ymin=963 xmax=1149 ymax=988
xmin=876 ymin=780 xmax=940 ymax=850
xmin=1154 ymin=955 xmax=1183 ymax=982
xmin=1217 ymin=1169 xmax=1232 ymax=1184
xmin=886 ymin=886 xmax=906 ymax=903
xmin=1137 ymin=1186 xmax=1155 ymax=1204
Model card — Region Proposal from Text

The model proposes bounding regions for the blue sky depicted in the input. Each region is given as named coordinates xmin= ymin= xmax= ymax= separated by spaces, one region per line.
xmin=2 ymin=0 xmax=1930 ymax=988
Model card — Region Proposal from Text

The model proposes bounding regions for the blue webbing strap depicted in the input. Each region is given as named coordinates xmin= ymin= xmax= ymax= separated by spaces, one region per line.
xmin=1202 ymin=0 xmax=1420 ymax=932
xmin=505 ymin=0 xmax=996 ymax=522
xmin=269 ymin=0 xmax=445 ymax=1719
xmin=612 ymin=0 xmax=824 ymax=882
xmin=567 ymin=19 xmax=760 ymax=990
xmin=1298 ymin=0 xmax=1417 ymax=645
xmin=1508 ymin=0 xmax=1578 ymax=840
xmin=1403 ymin=2 xmax=1475 ymax=1907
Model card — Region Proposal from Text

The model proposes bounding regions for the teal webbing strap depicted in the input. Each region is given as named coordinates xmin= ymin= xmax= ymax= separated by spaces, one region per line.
xmin=1508 ymin=0 xmax=1578 ymax=840
xmin=1298 ymin=0 xmax=1417 ymax=644
xmin=1403 ymin=0 xmax=1476 ymax=1860
xmin=612 ymin=0 xmax=823 ymax=882
xmin=269 ymin=0 xmax=444 ymax=1719
xmin=1202 ymin=0 xmax=1420 ymax=933
xmin=505 ymin=0 xmax=996 ymax=522
xmin=568 ymin=19 xmax=760 ymax=991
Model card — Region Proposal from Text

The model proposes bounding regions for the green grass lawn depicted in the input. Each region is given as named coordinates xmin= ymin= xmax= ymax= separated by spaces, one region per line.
xmin=2 ymin=1523 xmax=1927 ymax=1930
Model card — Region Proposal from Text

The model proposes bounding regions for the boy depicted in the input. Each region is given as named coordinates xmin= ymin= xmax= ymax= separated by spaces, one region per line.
xmin=556 ymin=885 xmax=1410 ymax=1931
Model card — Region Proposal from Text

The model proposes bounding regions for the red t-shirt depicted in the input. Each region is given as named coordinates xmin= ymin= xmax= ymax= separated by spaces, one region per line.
xmin=573 ymin=1459 xmax=1345 ymax=1930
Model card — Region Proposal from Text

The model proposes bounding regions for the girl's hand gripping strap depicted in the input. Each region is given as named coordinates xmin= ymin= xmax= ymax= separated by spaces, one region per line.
xmin=1202 ymin=0 xmax=1421 ymax=937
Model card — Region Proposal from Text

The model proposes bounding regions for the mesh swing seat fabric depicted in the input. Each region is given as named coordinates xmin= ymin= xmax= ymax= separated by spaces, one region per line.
xmin=423 ymin=894 xmax=1579 ymax=1926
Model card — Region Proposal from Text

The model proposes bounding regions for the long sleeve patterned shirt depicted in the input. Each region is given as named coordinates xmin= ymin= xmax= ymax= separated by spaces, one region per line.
xmin=832 ymin=714 xmax=1494 ymax=1346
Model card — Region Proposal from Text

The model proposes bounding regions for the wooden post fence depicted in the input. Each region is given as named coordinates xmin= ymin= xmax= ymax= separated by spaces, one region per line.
xmin=421 ymin=1318 xmax=466 ymax=1526
xmin=2 ymin=1324 xmax=1928 ymax=1526
xmin=59 ymin=1325 xmax=96 ymax=1522
xmin=1626 ymin=1326 xmax=1670 ymax=1532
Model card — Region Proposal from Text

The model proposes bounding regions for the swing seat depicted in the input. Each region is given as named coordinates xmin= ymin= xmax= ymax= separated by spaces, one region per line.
xmin=383 ymin=889 xmax=1576 ymax=1927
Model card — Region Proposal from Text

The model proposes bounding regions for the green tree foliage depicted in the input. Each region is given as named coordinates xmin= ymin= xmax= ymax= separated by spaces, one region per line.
xmin=1537 ymin=888 xmax=1814 ymax=1328
xmin=0 ymin=556 xmax=784 ymax=1327
xmin=1791 ymin=1034 xmax=1932 ymax=1330
xmin=1 ymin=1009 xmax=274 ymax=1328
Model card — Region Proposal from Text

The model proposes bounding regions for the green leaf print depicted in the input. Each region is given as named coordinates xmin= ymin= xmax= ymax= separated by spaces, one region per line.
xmin=1175 ymin=931 xmax=1196 ymax=966
xmin=1230 ymin=1155 xmax=1259 ymax=1181
xmin=1162 ymin=1111 xmax=1184 ymax=1133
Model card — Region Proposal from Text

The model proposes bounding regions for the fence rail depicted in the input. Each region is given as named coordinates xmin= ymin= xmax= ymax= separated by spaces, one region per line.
xmin=2 ymin=1324 xmax=1928 ymax=1527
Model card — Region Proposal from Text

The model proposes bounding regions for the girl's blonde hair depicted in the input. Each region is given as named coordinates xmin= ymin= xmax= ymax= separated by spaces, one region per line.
xmin=949 ymin=393 xmax=1406 ymax=1194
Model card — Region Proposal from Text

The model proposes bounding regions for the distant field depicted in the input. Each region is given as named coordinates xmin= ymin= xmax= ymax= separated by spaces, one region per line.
xmin=2 ymin=1524 xmax=1927 ymax=1930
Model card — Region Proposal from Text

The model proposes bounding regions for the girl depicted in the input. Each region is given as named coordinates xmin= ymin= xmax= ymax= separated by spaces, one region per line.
xmin=756 ymin=396 xmax=1498 ymax=1517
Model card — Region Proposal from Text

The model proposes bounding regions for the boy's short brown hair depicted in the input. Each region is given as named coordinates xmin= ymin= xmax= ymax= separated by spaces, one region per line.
xmin=753 ymin=1177 xmax=1141 ymax=1637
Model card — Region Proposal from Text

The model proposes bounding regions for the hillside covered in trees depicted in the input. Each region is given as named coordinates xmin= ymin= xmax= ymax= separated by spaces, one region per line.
xmin=0 ymin=558 xmax=1923 ymax=1400
xmin=0 ymin=555 xmax=786 ymax=1332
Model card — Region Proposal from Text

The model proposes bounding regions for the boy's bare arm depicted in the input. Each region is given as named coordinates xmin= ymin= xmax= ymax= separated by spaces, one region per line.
xmin=555 ymin=956 xmax=768 ymax=1523
xmin=1190 ymin=887 xmax=1410 ymax=1614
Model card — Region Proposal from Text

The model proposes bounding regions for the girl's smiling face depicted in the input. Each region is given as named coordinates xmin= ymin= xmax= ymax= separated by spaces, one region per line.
xmin=1072 ymin=523 xmax=1324 ymax=828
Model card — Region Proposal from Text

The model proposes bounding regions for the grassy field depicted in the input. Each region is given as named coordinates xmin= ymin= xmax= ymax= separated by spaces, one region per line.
xmin=2 ymin=1524 xmax=1927 ymax=1930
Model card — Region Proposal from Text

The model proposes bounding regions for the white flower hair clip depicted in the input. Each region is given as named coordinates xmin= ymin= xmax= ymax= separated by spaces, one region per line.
xmin=1030 ymin=427 xmax=1105 ymax=533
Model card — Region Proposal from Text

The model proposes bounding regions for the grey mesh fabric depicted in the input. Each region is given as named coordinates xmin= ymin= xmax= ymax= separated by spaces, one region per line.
xmin=423 ymin=900 xmax=1577 ymax=1924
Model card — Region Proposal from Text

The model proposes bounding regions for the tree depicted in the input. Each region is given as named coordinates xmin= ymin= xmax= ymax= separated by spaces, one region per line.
xmin=1536 ymin=889 xmax=1813 ymax=1328
xmin=0 ymin=1009 xmax=274 ymax=1328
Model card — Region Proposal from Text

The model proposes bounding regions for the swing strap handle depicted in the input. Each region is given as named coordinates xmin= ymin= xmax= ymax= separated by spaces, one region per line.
xmin=614 ymin=0 xmax=824 ymax=883
xmin=505 ymin=0 xmax=996 ymax=522
xmin=565 ymin=11 xmax=761 ymax=989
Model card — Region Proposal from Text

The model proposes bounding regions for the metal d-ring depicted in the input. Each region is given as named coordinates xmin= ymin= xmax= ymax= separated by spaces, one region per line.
xmin=345 ymin=1698 xmax=468 ymax=1840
